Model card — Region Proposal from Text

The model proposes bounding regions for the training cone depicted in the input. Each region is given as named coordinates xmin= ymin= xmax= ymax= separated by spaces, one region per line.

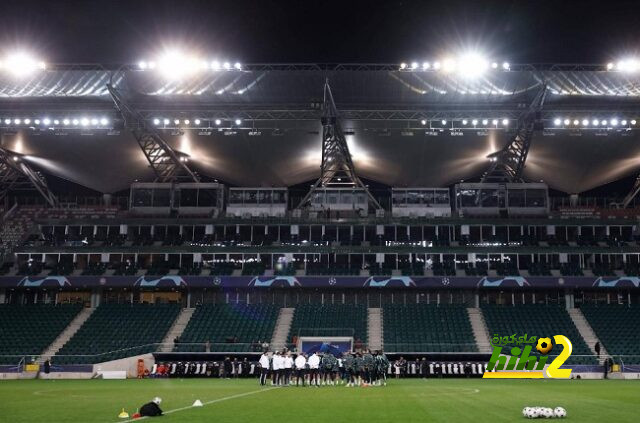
xmin=193 ymin=399 xmax=203 ymax=407
xmin=118 ymin=408 xmax=129 ymax=418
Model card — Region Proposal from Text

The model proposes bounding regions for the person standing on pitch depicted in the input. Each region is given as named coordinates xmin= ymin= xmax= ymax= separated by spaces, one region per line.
xmin=284 ymin=352 xmax=294 ymax=385
xmin=258 ymin=351 xmax=270 ymax=386
xmin=363 ymin=349 xmax=374 ymax=385
xmin=308 ymin=351 xmax=320 ymax=386
xmin=294 ymin=353 xmax=307 ymax=386
xmin=343 ymin=352 xmax=355 ymax=386
xmin=271 ymin=351 xmax=281 ymax=385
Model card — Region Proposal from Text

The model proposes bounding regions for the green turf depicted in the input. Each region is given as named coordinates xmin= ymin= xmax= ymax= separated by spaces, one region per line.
xmin=0 ymin=378 xmax=637 ymax=422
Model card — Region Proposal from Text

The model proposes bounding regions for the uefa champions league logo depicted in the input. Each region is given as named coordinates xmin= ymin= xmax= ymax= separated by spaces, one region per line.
xmin=213 ymin=277 xmax=222 ymax=286
xmin=328 ymin=277 xmax=337 ymax=286
xmin=441 ymin=277 xmax=450 ymax=286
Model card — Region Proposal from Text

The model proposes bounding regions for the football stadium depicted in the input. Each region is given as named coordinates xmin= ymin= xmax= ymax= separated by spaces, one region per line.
xmin=1 ymin=1 xmax=640 ymax=421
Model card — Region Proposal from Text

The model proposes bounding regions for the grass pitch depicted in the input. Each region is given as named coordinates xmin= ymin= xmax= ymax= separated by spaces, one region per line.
xmin=0 ymin=378 xmax=637 ymax=422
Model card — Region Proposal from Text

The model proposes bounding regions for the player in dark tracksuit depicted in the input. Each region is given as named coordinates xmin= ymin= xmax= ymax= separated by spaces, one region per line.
xmin=343 ymin=352 xmax=356 ymax=386
xmin=320 ymin=353 xmax=337 ymax=385
xmin=363 ymin=350 xmax=375 ymax=384
xmin=375 ymin=350 xmax=389 ymax=386
xmin=354 ymin=353 xmax=364 ymax=386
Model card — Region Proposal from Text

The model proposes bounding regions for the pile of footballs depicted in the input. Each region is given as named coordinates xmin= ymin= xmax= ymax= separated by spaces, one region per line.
xmin=522 ymin=406 xmax=567 ymax=419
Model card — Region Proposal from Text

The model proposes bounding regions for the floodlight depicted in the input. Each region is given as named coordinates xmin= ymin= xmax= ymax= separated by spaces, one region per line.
xmin=163 ymin=118 xmax=170 ymax=125
xmin=441 ymin=119 xmax=447 ymax=125
xmin=502 ymin=119 xmax=509 ymax=126
xmin=607 ymin=62 xmax=614 ymax=70
xmin=174 ymin=119 xmax=180 ymax=125
xmin=53 ymin=119 xmax=59 ymax=125
xmin=492 ymin=119 xmax=498 ymax=126
xmin=420 ymin=119 xmax=427 ymax=125
xmin=234 ymin=118 xmax=242 ymax=125
xmin=24 ymin=118 xmax=31 ymax=124
xmin=573 ymin=119 xmax=579 ymax=125
xmin=153 ymin=118 xmax=160 ymax=125
xmin=422 ymin=62 xmax=430 ymax=70
xmin=457 ymin=53 xmax=489 ymax=78
xmin=632 ymin=120 xmax=637 ymax=125
xmin=491 ymin=62 xmax=498 ymax=69
xmin=442 ymin=59 xmax=457 ymax=73
xmin=410 ymin=62 xmax=418 ymax=69
xmin=621 ymin=120 xmax=628 ymax=125
xmin=100 ymin=118 xmax=109 ymax=126
xmin=194 ymin=119 xmax=201 ymax=125
xmin=601 ymin=119 xmax=608 ymax=126
xmin=617 ymin=59 xmax=640 ymax=72
xmin=482 ymin=119 xmax=488 ymax=125
xmin=2 ymin=52 xmax=46 ymax=76
xmin=184 ymin=119 xmax=190 ymax=125
xmin=34 ymin=119 xmax=40 ymax=125
xmin=3 ymin=118 xmax=10 ymax=125
xmin=81 ymin=118 xmax=89 ymax=126
xmin=433 ymin=61 xmax=441 ymax=70
xmin=553 ymin=118 xmax=561 ymax=126
xmin=592 ymin=119 xmax=599 ymax=126
xmin=471 ymin=119 xmax=478 ymax=125
xmin=563 ymin=119 xmax=570 ymax=125
xmin=215 ymin=119 xmax=221 ymax=126
xmin=234 ymin=62 xmax=242 ymax=70
xmin=211 ymin=61 xmax=221 ymax=70
xmin=14 ymin=119 xmax=21 ymax=125
xmin=72 ymin=119 xmax=79 ymax=125
xmin=400 ymin=63 xmax=407 ymax=69
xmin=462 ymin=119 xmax=468 ymax=125
xmin=138 ymin=61 xmax=147 ymax=70
xmin=582 ymin=119 xmax=589 ymax=126
xmin=223 ymin=62 xmax=231 ymax=70
xmin=63 ymin=119 xmax=70 ymax=125
xmin=91 ymin=118 xmax=98 ymax=125
xmin=502 ymin=62 xmax=510 ymax=70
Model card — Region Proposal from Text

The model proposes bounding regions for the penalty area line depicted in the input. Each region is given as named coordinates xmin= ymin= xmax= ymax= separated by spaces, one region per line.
xmin=114 ymin=386 xmax=277 ymax=422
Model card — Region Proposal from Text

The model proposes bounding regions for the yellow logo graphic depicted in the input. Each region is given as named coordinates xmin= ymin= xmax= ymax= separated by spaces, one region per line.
xmin=536 ymin=337 xmax=553 ymax=355
xmin=483 ymin=335 xmax=573 ymax=379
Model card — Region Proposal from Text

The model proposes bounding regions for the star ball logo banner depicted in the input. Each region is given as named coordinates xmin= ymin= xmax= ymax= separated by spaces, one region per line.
xmin=483 ymin=334 xmax=573 ymax=379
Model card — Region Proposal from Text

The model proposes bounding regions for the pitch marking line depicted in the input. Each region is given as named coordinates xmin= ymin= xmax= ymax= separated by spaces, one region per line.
xmin=114 ymin=386 xmax=277 ymax=422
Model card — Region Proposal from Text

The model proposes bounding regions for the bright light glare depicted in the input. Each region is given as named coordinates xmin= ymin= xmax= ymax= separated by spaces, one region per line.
xmin=457 ymin=53 xmax=489 ymax=78
xmin=554 ymin=118 xmax=561 ymax=126
xmin=234 ymin=118 xmax=242 ymax=125
xmin=100 ymin=118 xmax=109 ymax=126
xmin=563 ymin=119 xmax=570 ymax=125
xmin=215 ymin=119 xmax=221 ymax=126
xmin=582 ymin=119 xmax=589 ymax=126
xmin=592 ymin=119 xmax=599 ymax=126
xmin=502 ymin=118 xmax=509 ymax=126
xmin=616 ymin=59 xmax=640 ymax=72
xmin=471 ymin=119 xmax=478 ymax=125
xmin=1 ymin=52 xmax=46 ymax=76
xmin=157 ymin=50 xmax=202 ymax=79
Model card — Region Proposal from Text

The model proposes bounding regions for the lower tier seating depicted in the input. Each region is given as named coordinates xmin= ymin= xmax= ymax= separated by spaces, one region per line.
xmin=0 ymin=304 xmax=82 ymax=364
xmin=383 ymin=305 xmax=477 ymax=352
xmin=481 ymin=304 xmax=596 ymax=365
xmin=55 ymin=304 xmax=180 ymax=364
xmin=288 ymin=304 xmax=368 ymax=344
xmin=581 ymin=304 xmax=640 ymax=364
xmin=176 ymin=304 xmax=279 ymax=352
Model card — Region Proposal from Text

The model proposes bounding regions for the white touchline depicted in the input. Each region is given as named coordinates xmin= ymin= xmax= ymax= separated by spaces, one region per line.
xmin=114 ymin=387 xmax=277 ymax=423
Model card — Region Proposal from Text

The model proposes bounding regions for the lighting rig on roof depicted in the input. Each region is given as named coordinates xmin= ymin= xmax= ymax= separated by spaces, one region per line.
xmin=0 ymin=52 xmax=46 ymax=77
xmin=399 ymin=53 xmax=509 ymax=75
xmin=137 ymin=50 xmax=242 ymax=78
xmin=606 ymin=58 xmax=640 ymax=72
xmin=0 ymin=116 xmax=112 ymax=130
xmin=552 ymin=117 xmax=637 ymax=129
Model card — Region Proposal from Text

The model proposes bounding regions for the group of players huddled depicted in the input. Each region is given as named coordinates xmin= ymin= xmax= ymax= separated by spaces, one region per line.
xmin=258 ymin=349 xmax=390 ymax=387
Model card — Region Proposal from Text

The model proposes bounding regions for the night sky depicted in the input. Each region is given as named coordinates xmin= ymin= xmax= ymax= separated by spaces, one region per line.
xmin=1 ymin=0 xmax=639 ymax=64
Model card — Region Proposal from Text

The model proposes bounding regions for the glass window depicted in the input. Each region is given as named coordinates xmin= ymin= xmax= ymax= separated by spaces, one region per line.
xmin=258 ymin=190 xmax=272 ymax=204
xmin=132 ymin=188 xmax=153 ymax=207
xmin=392 ymin=191 xmax=407 ymax=205
xmin=179 ymin=189 xmax=198 ymax=207
xmin=479 ymin=189 xmax=499 ymax=207
xmin=508 ymin=189 xmax=526 ymax=207
xmin=272 ymin=190 xmax=286 ymax=203
xmin=423 ymin=190 xmax=435 ymax=205
xmin=434 ymin=190 xmax=450 ymax=205
xmin=229 ymin=190 xmax=243 ymax=204
xmin=198 ymin=189 xmax=218 ymax=207
xmin=407 ymin=191 xmax=421 ymax=204
xmin=459 ymin=189 xmax=478 ymax=207
xmin=341 ymin=192 xmax=352 ymax=204
xmin=245 ymin=190 xmax=258 ymax=204
xmin=152 ymin=188 xmax=171 ymax=207
xmin=525 ymin=189 xmax=547 ymax=207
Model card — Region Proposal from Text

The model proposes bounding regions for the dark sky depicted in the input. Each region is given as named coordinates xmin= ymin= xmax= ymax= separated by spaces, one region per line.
xmin=1 ymin=0 xmax=639 ymax=64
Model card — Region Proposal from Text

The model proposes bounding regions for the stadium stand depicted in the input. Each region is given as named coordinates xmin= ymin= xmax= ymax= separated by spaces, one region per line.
xmin=581 ymin=305 xmax=640 ymax=364
xmin=55 ymin=303 xmax=180 ymax=364
xmin=0 ymin=304 xmax=82 ymax=364
xmin=175 ymin=304 xmax=279 ymax=352
xmin=383 ymin=304 xmax=477 ymax=352
xmin=481 ymin=304 xmax=597 ymax=365
xmin=288 ymin=304 xmax=368 ymax=343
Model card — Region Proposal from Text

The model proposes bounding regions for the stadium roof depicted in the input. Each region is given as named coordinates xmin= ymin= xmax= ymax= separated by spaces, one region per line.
xmin=1 ymin=64 xmax=640 ymax=194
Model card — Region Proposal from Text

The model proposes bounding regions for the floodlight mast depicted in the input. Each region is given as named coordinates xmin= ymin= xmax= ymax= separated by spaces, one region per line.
xmin=481 ymin=83 xmax=548 ymax=183
xmin=0 ymin=147 xmax=58 ymax=208
xmin=297 ymin=80 xmax=382 ymax=211
xmin=107 ymin=83 xmax=199 ymax=183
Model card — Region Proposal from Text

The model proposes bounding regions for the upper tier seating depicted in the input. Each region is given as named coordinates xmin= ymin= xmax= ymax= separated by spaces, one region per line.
xmin=581 ymin=304 xmax=640 ymax=364
xmin=383 ymin=304 xmax=477 ymax=352
xmin=175 ymin=304 xmax=279 ymax=352
xmin=55 ymin=303 xmax=179 ymax=364
xmin=481 ymin=304 xmax=596 ymax=365
xmin=288 ymin=304 xmax=368 ymax=343
xmin=0 ymin=304 xmax=82 ymax=364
